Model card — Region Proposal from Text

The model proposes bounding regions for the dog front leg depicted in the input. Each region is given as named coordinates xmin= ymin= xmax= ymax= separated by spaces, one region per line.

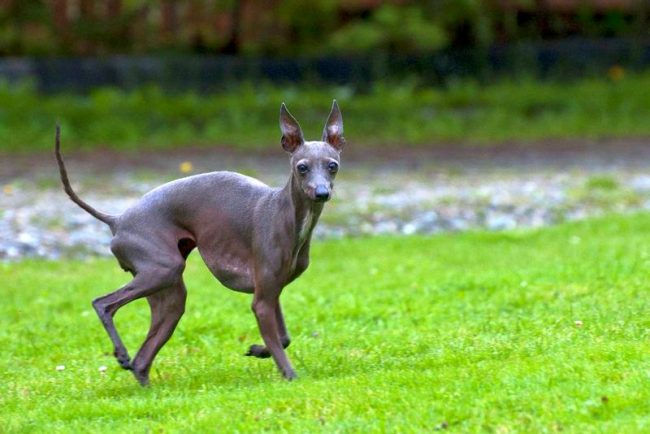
xmin=251 ymin=293 xmax=296 ymax=380
xmin=275 ymin=303 xmax=291 ymax=349
xmin=245 ymin=302 xmax=291 ymax=358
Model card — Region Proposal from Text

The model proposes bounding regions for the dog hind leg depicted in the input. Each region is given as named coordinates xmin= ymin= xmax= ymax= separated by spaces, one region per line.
xmin=130 ymin=282 xmax=187 ymax=386
xmin=91 ymin=258 xmax=185 ymax=372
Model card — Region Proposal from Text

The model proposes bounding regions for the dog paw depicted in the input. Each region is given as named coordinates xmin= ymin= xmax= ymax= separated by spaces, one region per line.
xmin=114 ymin=350 xmax=132 ymax=370
xmin=282 ymin=369 xmax=297 ymax=380
xmin=245 ymin=344 xmax=271 ymax=358
xmin=132 ymin=369 xmax=150 ymax=387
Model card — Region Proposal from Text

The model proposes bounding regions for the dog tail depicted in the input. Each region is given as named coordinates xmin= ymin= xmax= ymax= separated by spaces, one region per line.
xmin=55 ymin=125 xmax=117 ymax=230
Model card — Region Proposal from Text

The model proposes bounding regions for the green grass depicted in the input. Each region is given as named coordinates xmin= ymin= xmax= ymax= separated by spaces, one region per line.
xmin=1 ymin=71 xmax=650 ymax=153
xmin=3 ymin=213 xmax=650 ymax=432
xmin=568 ymin=175 xmax=642 ymax=211
xmin=584 ymin=175 xmax=620 ymax=192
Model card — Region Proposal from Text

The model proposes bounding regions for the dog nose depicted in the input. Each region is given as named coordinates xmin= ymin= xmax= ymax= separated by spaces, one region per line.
xmin=314 ymin=186 xmax=330 ymax=201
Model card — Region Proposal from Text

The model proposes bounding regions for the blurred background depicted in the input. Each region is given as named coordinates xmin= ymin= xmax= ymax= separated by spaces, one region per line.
xmin=2 ymin=0 xmax=650 ymax=259
xmin=0 ymin=0 xmax=649 ymax=88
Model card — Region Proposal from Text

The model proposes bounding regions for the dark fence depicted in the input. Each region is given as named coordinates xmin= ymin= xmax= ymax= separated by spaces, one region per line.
xmin=1 ymin=38 xmax=649 ymax=93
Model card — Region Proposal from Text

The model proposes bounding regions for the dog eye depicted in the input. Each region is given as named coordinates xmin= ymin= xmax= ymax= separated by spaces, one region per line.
xmin=297 ymin=163 xmax=309 ymax=174
xmin=328 ymin=162 xmax=339 ymax=172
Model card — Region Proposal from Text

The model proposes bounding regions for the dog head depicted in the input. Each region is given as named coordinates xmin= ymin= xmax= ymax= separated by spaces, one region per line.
xmin=280 ymin=101 xmax=344 ymax=203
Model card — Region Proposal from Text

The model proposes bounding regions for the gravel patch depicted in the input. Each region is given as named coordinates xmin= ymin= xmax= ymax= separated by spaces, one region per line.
xmin=3 ymin=145 xmax=650 ymax=260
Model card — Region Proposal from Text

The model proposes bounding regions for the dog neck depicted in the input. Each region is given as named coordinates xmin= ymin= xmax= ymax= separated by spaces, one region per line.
xmin=283 ymin=174 xmax=324 ymax=248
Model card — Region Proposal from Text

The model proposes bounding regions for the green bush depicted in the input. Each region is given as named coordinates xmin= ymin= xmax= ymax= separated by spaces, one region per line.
xmin=1 ymin=71 xmax=649 ymax=153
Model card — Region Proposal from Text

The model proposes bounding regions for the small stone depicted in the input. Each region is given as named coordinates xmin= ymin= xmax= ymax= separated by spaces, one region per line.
xmin=402 ymin=223 xmax=417 ymax=235
xmin=630 ymin=175 xmax=650 ymax=192
xmin=17 ymin=232 xmax=37 ymax=246
xmin=374 ymin=220 xmax=398 ymax=234
xmin=486 ymin=213 xmax=517 ymax=231
xmin=574 ymin=320 xmax=583 ymax=327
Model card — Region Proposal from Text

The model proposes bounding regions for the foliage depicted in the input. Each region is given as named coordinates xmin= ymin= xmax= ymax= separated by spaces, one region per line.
xmin=328 ymin=5 xmax=448 ymax=53
xmin=0 ymin=0 xmax=647 ymax=56
xmin=0 ymin=71 xmax=650 ymax=153
xmin=3 ymin=213 xmax=650 ymax=431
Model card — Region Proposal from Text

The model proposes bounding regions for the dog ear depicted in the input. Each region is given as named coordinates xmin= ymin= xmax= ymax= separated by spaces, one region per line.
xmin=322 ymin=100 xmax=345 ymax=151
xmin=280 ymin=103 xmax=304 ymax=153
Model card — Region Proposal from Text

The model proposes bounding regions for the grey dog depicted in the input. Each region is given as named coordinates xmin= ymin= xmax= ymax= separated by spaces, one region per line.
xmin=55 ymin=101 xmax=345 ymax=385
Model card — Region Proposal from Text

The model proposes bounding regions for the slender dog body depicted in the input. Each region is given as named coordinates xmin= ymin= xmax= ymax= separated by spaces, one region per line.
xmin=55 ymin=102 xmax=345 ymax=385
xmin=113 ymin=169 xmax=320 ymax=292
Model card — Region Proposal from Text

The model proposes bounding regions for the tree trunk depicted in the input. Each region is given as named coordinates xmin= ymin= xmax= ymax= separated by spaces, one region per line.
xmin=222 ymin=0 xmax=243 ymax=54
xmin=52 ymin=0 xmax=68 ymax=31
xmin=161 ymin=0 xmax=178 ymax=39
xmin=106 ymin=0 xmax=121 ymax=19
xmin=80 ymin=0 xmax=95 ymax=19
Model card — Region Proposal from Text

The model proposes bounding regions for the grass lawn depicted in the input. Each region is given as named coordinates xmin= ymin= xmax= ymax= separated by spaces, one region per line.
xmin=2 ymin=213 xmax=650 ymax=432
xmin=1 ymin=71 xmax=650 ymax=153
